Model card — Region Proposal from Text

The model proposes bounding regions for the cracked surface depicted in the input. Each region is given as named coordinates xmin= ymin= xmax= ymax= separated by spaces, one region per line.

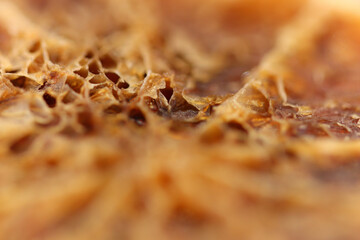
xmin=1 ymin=0 xmax=360 ymax=239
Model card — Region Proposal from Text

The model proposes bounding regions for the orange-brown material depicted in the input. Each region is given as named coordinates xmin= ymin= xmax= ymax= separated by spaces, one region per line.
xmin=1 ymin=0 xmax=360 ymax=239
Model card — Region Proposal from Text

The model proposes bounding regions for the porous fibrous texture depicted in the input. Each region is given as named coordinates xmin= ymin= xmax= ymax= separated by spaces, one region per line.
xmin=2 ymin=0 xmax=360 ymax=239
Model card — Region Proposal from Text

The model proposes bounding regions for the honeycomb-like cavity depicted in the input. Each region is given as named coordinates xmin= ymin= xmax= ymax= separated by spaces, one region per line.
xmin=1 ymin=0 xmax=360 ymax=239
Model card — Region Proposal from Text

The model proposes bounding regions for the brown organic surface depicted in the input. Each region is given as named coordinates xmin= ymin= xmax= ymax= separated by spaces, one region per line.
xmin=2 ymin=0 xmax=360 ymax=239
